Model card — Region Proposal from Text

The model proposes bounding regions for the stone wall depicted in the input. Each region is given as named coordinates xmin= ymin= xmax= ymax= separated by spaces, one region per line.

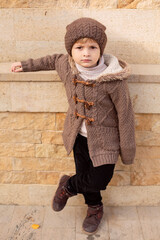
xmin=0 ymin=5 xmax=160 ymax=63
xmin=0 ymin=111 xmax=160 ymax=187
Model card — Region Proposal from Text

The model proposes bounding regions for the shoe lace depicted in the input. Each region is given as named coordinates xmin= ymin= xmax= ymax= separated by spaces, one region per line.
xmin=87 ymin=207 xmax=103 ymax=219
xmin=58 ymin=187 xmax=67 ymax=199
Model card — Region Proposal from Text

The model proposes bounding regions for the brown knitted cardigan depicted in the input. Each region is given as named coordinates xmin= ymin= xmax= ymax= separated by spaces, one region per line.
xmin=21 ymin=54 xmax=136 ymax=167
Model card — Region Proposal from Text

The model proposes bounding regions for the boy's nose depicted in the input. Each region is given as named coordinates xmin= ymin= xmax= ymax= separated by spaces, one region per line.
xmin=83 ymin=48 xmax=90 ymax=56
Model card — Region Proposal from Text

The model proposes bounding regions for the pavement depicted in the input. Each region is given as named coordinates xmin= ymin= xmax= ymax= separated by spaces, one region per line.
xmin=0 ymin=204 xmax=160 ymax=240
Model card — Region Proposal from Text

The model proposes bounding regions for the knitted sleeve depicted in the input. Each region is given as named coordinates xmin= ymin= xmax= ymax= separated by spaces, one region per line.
xmin=109 ymin=80 xmax=136 ymax=165
xmin=21 ymin=54 xmax=64 ymax=72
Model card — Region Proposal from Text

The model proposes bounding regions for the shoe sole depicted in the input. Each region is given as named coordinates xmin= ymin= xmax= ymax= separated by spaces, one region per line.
xmin=82 ymin=227 xmax=98 ymax=235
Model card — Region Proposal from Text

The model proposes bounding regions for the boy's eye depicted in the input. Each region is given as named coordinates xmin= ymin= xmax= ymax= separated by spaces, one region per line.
xmin=90 ymin=46 xmax=97 ymax=49
xmin=76 ymin=46 xmax=83 ymax=49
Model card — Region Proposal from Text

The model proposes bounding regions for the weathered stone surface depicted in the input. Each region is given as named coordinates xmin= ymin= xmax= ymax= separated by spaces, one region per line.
xmin=0 ymin=130 xmax=41 ymax=143
xmin=115 ymin=158 xmax=131 ymax=171
xmin=136 ymin=131 xmax=160 ymax=146
xmin=0 ymin=184 xmax=29 ymax=205
xmin=136 ymin=146 xmax=160 ymax=159
xmin=0 ymin=157 xmax=12 ymax=170
xmin=36 ymin=144 xmax=68 ymax=158
xmin=1 ymin=82 xmax=160 ymax=113
xmin=0 ymin=143 xmax=35 ymax=157
xmin=0 ymin=9 xmax=160 ymax=63
xmin=1 ymin=0 xmax=160 ymax=9
xmin=36 ymin=171 xmax=61 ymax=184
xmin=137 ymin=0 xmax=160 ymax=9
xmin=0 ymin=171 xmax=37 ymax=184
xmin=55 ymin=113 xmax=66 ymax=131
xmin=41 ymin=131 xmax=63 ymax=144
xmin=129 ymin=83 xmax=160 ymax=113
xmin=131 ymin=172 xmax=160 ymax=186
xmin=0 ymin=0 xmax=117 ymax=9
xmin=15 ymin=40 xmax=65 ymax=62
xmin=0 ymin=112 xmax=56 ymax=130
xmin=118 ymin=0 xmax=160 ymax=9
xmin=109 ymin=171 xmax=131 ymax=186
xmin=135 ymin=114 xmax=153 ymax=131
xmin=1 ymin=184 xmax=160 ymax=206
xmin=12 ymin=157 xmax=75 ymax=172
xmin=0 ymin=10 xmax=14 ymax=41
xmin=0 ymin=82 xmax=68 ymax=112
xmin=151 ymin=115 xmax=160 ymax=132
xmin=109 ymin=41 xmax=160 ymax=64
xmin=0 ymin=0 xmax=29 ymax=8
xmin=131 ymin=158 xmax=160 ymax=173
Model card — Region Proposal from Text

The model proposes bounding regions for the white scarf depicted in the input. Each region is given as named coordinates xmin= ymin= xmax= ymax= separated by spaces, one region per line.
xmin=76 ymin=54 xmax=122 ymax=137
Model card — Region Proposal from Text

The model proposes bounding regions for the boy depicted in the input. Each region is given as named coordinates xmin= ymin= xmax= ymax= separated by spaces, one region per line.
xmin=11 ymin=17 xmax=136 ymax=235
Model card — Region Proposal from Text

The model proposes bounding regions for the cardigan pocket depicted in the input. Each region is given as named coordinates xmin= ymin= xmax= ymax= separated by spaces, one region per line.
xmin=99 ymin=126 xmax=120 ymax=151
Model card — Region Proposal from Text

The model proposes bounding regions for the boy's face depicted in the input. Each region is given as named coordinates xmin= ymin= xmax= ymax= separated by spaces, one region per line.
xmin=71 ymin=39 xmax=100 ymax=68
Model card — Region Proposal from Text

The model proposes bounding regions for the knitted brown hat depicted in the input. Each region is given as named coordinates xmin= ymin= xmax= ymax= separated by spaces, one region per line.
xmin=65 ymin=17 xmax=107 ymax=56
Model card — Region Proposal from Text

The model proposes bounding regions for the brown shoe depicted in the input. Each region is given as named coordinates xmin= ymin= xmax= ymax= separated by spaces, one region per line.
xmin=82 ymin=204 xmax=103 ymax=235
xmin=52 ymin=175 xmax=76 ymax=212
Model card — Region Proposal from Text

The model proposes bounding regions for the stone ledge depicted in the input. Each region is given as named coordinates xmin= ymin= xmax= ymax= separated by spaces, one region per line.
xmin=0 ymin=184 xmax=160 ymax=206
xmin=0 ymin=63 xmax=160 ymax=113
xmin=0 ymin=63 xmax=160 ymax=83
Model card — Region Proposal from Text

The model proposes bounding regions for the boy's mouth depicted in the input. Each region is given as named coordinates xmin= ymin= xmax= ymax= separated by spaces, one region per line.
xmin=81 ymin=59 xmax=91 ymax=62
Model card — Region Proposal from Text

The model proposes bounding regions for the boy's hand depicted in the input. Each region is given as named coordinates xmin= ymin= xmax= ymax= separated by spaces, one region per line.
xmin=11 ymin=62 xmax=23 ymax=72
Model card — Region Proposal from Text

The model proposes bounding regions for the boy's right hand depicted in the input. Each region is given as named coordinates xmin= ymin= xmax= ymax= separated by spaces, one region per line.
xmin=11 ymin=62 xmax=23 ymax=72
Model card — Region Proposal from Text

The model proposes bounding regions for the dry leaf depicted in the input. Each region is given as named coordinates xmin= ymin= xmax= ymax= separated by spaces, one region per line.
xmin=32 ymin=224 xmax=40 ymax=229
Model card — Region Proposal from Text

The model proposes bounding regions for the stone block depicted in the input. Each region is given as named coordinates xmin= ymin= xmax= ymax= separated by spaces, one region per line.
xmin=151 ymin=115 xmax=160 ymax=132
xmin=12 ymin=157 xmax=75 ymax=172
xmin=0 ymin=171 xmax=12 ymax=184
xmin=136 ymin=131 xmax=160 ymax=146
xmin=135 ymin=114 xmax=153 ymax=131
xmin=89 ymin=0 xmax=117 ymax=8
xmin=129 ymin=83 xmax=160 ymax=113
xmin=36 ymin=144 xmax=68 ymax=158
xmin=15 ymin=40 xmax=65 ymax=61
xmin=0 ymin=129 xmax=41 ymax=144
xmin=0 ymin=0 xmax=118 ymax=9
xmin=0 ymin=82 xmax=68 ymax=112
xmin=36 ymin=171 xmax=61 ymax=184
xmin=118 ymin=0 xmax=160 ymax=9
xmin=0 ymin=143 xmax=35 ymax=157
xmin=13 ymin=9 xmax=78 ymax=42
xmin=55 ymin=113 xmax=66 ymax=131
xmin=115 ymin=158 xmax=131 ymax=171
xmin=136 ymin=146 xmax=160 ymax=159
xmin=108 ymin=40 xmax=160 ymax=64
xmin=0 ymin=9 xmax=14 ymax=41
xmin=0 ymin=83 xmax=12 ymax=111
xmin=109 ymin=171 xmax=131 ymax=186
xmin=0 ymin=171 xmax=37 ymax=184
xmin=41 ymin=131 xmax=63 ymax=144
xmin=0 ymin=0 xmax=29 ymax=8
xmin=131 ymin=172 xmax=160 ymax=186
xmin=0 ymin=113 xmax=56 ymax=130
xmin=0 ymin=184 xmax=29 ymax=205
xmin=131 ymin=158 xmax=160 ymax=173
xmin=0 ymin=40 xmax=16 ymax=62
xmin=0 ymin=157 xmax=12 ymax=170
